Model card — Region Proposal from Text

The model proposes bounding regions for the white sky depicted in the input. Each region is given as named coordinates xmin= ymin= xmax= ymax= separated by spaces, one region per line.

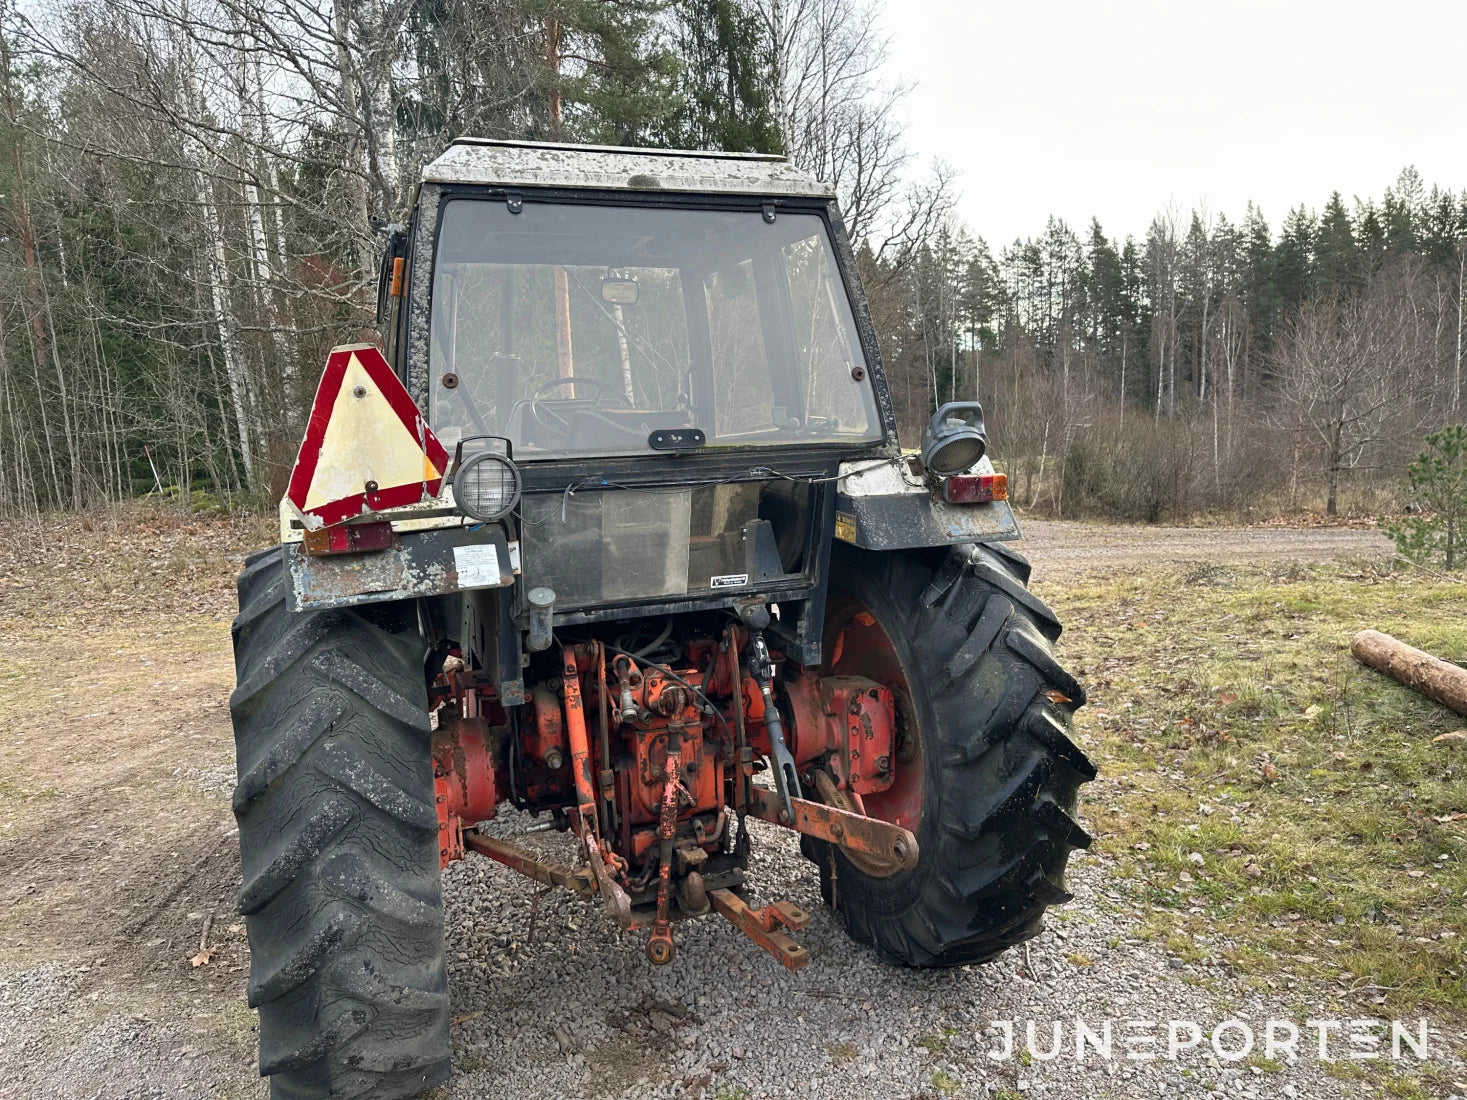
xmin=877 ymin=0 xmax=1467 ymax=250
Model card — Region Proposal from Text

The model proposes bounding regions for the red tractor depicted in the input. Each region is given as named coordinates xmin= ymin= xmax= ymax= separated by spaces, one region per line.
xmin=230 ymin=140 xmax=1094 ymax=1099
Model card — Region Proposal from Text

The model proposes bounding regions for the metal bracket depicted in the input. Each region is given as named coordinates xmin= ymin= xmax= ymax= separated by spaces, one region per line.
xmin=709 ymin=888 xmax=808 ymax=971
xmin=463 ymin=833 xmax=596 ymax=897
xmin=747 ymin=632 xmax=800 ymax=821
xmin=747 ymin=788 xmax=918 ymax=871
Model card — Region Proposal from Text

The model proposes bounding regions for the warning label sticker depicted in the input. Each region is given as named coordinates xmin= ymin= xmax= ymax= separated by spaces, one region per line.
xmin=454 ymin=543 xmax=503 ymax=589
xmin=834 ymin=511 xmax=858 ymax=544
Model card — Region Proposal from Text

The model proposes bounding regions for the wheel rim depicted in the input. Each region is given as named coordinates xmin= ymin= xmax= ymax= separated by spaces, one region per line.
xmin=822 ymin=596 xmax=924 ymax=877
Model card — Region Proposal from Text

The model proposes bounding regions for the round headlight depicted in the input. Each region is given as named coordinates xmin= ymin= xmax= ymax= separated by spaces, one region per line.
xmin=920 ymin=402 xmax=989 ymax=476
xmin=926 ymin=434 xmax=986 ymax=475
xmin=453 ymin=451 xmax=521 ymax=521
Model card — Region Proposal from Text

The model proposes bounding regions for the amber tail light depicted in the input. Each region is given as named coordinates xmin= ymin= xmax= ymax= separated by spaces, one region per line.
xmin=941 ymin=473 xmax=1008 ymax=504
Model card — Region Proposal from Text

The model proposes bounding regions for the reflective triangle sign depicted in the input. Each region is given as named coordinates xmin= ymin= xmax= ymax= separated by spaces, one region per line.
xmin=285 ymin=344 xmax=449 ymax=527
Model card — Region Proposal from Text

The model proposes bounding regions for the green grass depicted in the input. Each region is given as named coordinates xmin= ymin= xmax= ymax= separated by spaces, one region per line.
xmin=917 ymin=1029 xmax=958 ymax=1054
xmin=929 ymin=1069 xmax=961 ymax=1094
xmin=1039 ymin=559 xmax=1467 ymax=1017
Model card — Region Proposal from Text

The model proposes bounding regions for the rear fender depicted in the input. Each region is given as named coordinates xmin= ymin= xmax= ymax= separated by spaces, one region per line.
xmin=280 ymin=521 xmax=515 ymax=613
xmin=834 ymin=456 xmax=1019 ymax=551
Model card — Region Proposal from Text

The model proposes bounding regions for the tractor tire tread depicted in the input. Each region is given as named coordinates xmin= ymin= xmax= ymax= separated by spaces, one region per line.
xmin=230 ymin=546 xmax=449 ymax=1100
xmin=818 ymin=542 xmax=1095 ymax=969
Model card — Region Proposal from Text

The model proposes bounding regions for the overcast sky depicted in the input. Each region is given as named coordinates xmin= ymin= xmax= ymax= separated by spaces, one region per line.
xmin=877 ymin=0 xmax=1467 ymax=249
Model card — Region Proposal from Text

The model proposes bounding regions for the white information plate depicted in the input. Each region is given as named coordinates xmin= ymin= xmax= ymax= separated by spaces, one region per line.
xmin=453 ymin=543 xmax=503 ymax=588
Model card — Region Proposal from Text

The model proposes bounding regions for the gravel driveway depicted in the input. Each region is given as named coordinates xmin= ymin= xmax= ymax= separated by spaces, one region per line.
xmin=1 ymin=515 xmax=1454 ymax=1100
xmin=433 ymin=812 xmax=1458 ymax=1100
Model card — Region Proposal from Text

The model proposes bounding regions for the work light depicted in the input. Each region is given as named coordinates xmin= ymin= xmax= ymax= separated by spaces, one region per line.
xmin=920 ymin=402 xmax=988 ymax=476
xmin=453 ymin=449 xmax=521 ymax=522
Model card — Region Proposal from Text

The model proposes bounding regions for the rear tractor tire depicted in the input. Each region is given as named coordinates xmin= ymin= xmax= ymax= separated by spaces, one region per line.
xmin=229 ymin=547 xmax=451 ymax=1100
xmin=807 ymin=541 xmax=1096 ymax=967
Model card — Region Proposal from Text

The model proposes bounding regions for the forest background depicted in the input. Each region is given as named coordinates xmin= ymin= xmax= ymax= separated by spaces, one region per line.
xmin=0 ymin=0 xmax=1461 ymax=523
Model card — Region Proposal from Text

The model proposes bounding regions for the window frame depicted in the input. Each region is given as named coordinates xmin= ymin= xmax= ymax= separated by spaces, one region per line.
xmin=408 ymin=186 xmax=898 ymax=465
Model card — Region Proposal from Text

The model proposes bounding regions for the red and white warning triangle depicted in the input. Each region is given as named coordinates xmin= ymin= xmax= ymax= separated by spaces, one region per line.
xmin=285 ymin=343 xmax=449 ymax=527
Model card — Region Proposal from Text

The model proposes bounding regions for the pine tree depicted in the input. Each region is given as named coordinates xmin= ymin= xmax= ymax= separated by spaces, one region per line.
xmin=1240 ymin=203 xmax=1278 ymax=359
xmin=1314 ymin=191 xmax=1358 ymax=295
xmin=1420 ymin=186 xmax=1462 ymax=267
xmin=1382 ymin=166 xmax=1425 ymax=254
xmin=531 ymin=0 xmax=681 ymax=146
xmin=669 ymin=0 xmax=781 ymax=153
xmin=1210 ymin=213 xmax=1243 ymax=298
xmin=1354 ymin=199 xmax=1387 ymax=276
xmin=1084 ymin=218 xmax=1124 ymax=354
xmin=1274 ymin=206 xmax=1316 ymax=315
xmin=1385 ymin=425 xmax=1467 ymax=570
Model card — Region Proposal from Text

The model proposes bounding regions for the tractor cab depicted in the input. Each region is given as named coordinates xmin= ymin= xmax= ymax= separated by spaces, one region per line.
xmin=299 ymin=140 xmax=1017 ymax=654
xmin=377 ymin=141 xmax=891 ymax=632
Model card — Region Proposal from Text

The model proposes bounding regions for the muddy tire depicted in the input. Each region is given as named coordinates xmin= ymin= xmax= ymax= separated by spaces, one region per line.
xmin=229 ymin=546 xmax=450 ymax=1100
xmin=808 ymin=541 xmax=1096 ymax=967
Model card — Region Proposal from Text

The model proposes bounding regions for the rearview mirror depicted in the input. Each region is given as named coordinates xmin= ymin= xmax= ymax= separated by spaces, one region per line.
xmin=601 ymin=277 xmax=639 ymax=306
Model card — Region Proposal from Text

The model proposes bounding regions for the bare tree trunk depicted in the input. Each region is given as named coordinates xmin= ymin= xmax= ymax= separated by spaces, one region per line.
xmin=1456 ymin=243 xmax=1465 ymax=414
xmin=614 ymin=304 xmax=633 ymax=403
xmin=1326 ymin=419 xmax=1342 ymax=517
xmin=195 ymin=170 xmax=257 ymax=488
xmin=1 ymin=24 xmax=82 ymax=507
xmin=333 ymin=0 xmax=376 ymax=281
xmin=1119 ymin=330 xmax=1127 ymax=433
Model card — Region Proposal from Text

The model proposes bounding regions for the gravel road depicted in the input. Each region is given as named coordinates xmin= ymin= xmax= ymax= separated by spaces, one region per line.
xmin=0 ymin=515 xmax=1454 ymax=1100
xmin=1014 ymin=520 xmax=1392 ymax=582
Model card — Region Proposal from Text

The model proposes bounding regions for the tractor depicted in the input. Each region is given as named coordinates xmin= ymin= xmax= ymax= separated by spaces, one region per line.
xmin=229 ymin=139 xmax=1095 ymax=1100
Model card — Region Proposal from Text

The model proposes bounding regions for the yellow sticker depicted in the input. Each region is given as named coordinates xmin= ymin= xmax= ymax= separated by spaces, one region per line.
xmin=834 ymin=510 xmax=857 ymax=544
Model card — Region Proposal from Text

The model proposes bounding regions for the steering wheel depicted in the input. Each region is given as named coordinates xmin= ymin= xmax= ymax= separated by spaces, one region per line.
xmin=530 ymin=376 xmax=632 ymax=431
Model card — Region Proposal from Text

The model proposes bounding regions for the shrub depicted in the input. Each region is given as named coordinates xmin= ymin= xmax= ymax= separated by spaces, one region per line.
xmin=1384 ymin=425 xmax=1467 ymax=571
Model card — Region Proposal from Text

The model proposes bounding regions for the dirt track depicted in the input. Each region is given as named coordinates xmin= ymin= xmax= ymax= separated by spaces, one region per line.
xmin=0 ymin=511 xmax=1417 ymax=1099
xmin=1015 ymin=519 xmax=1392 ymax=580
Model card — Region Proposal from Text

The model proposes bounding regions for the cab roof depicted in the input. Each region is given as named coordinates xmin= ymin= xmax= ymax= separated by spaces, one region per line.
xmin=421 ymin=138 xmax=836 ymax=199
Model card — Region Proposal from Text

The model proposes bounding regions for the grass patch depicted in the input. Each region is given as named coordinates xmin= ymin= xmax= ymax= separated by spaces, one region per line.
xmin=916 ymin=1031 xmax=951 ymax=1054
xmin=929 ymin=1069 xmax=961 ymax=1094
xmin=1039 ymin=560 xmax=1467 ymax=1017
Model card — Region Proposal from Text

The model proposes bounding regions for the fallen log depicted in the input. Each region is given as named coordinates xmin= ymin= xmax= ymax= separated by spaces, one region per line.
xmin=1350 ymin=629 xmax=1467 ymax=717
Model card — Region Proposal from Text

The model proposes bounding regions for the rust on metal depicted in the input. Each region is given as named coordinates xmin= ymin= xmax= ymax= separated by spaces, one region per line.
xmin=588 ymin=840 xmax=633 ymax=927
xmin=645 ymin=923 xmax=676 ymax=965
xmin=285 ymin=525 xmax=514 ymax=612
xmin=464 ymin=833 xmax=596 ymax=898
xmin=560 ymin=646 xmax=601 ymax=842
xmin=431 ymin=712 xmax=500 ymax=867
xmin=747 ymin=787 xmax=918 ymax=872
xmin=709 ymin=889 xmax=809 ymax=971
